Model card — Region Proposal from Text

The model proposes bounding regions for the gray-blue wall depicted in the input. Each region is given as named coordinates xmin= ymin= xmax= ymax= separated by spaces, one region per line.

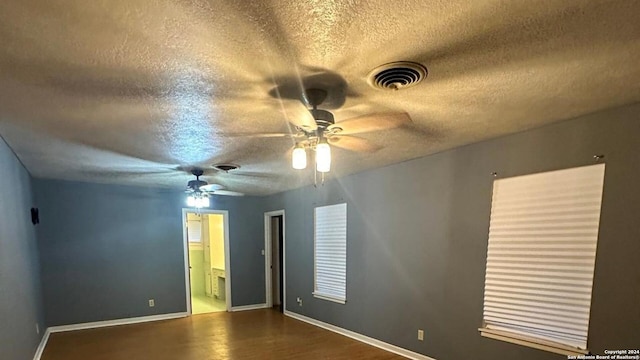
xmin=18 ymin=103 xmax=640 ymax=359
xmin=34 ymin=179 xmax=265 ymax=326
xmin=263 ymin=104 xmax=640 ymax=360
xmin=0 ymin=137 xmax=45 ymax=360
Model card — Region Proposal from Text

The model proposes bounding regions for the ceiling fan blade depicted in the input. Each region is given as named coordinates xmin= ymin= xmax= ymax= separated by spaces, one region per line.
xmin=329 ymin=112 xmax=411 ymax=135
xmin=200 ymin=183 xmax=225 ymax=191
xmin=280 ymin=100 xmax=318 ymax=131
xmin=233 ymin=171 xmax=275 ymax=178
xmin=213 ymin=190 xmax=245 ymax=197
xmin=328 ymin=135 xmax=382 ymax=153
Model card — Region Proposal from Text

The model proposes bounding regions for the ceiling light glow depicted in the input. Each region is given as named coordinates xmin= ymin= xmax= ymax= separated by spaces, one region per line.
xmin=292 ymin=146 xmax=307 ymax=170
xmin=187 ymin=196 xmax=196 ymax=207
xmin=187 ymin=193 xmax=209 ymax=209
xmin=316 ymin=142 xmax=331 ymax=173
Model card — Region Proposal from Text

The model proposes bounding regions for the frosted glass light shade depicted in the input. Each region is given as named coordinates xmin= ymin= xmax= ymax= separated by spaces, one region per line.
xmin=187 ymin=194 xmax=209 ymax=208
xmin=292 ymin=146 xmax=307 ymax=169
xmin=316 ymin=143 xmax=331 ymax=173
xmin=187 ymin=196 xmax=196 ymax=207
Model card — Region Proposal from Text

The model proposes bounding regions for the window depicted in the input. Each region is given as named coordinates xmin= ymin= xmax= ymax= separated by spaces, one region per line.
xmin=313 ymin=203 xmax=347 ymax=304
xmin=187 ymin=216 xmax=203 ymax=249
xmin=480 ymin=164 xmax=605 ymax=356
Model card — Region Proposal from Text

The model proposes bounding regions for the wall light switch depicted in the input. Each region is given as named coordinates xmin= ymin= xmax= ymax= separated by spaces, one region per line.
xmin=418 ymin=329 xmax=424 ymax=341
xmin=36 ymin=323 xmax=40 ymax=335
xmin=149 ymin=299 xmax=155 ymax=307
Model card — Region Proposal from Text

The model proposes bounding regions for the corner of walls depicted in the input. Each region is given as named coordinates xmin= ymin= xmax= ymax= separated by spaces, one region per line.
xmin=0 ymin=136 xmax=46 ymax=360
xmin=217 ymin=194 xmax=271 ymax=307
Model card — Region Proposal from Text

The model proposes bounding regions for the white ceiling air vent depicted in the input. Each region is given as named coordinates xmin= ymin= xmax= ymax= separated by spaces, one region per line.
xmin=367 ymin=61 xmax=428 ymax=90
xmin=212 ymin=163 xmax=240 ymax=172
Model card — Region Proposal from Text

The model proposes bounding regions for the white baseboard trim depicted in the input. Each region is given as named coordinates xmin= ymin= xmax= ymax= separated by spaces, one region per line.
xmin=48 ymin=312 xmax=188 ymax=333
xmin=284 ymin=311 xmax=436 ymax=360
xmin=33 ymin=329 xmax=51 ymax=360
xmin=33 ymin=312 xmax=187 ymax=360
xmin=230 ymin=303 xmax=268 ymax=312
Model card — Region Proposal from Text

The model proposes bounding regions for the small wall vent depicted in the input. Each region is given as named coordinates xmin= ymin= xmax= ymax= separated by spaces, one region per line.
xmin=367 ymin=61 xmax=428 ymax=91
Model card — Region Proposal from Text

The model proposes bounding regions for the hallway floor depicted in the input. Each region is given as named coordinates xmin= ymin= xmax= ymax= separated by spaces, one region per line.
xmin=191 ymin=295 xmax=226 ymax=314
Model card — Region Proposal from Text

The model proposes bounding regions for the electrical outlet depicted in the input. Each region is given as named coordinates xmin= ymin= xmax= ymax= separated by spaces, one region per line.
xmin=417 ymin=329 xmax=424 ymax=341
xmin=261 ymin=249 xmax=265 ymax=255
xmin=296 ymin=297 xmax=303 ymax=306
xmin=148 ymin=299 xmax=155 ymax=307
xmin=35 ymin=323 xmax=40 ymax=335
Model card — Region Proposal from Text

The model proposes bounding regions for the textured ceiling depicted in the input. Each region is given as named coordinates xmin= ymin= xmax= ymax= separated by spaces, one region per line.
xmin=0 ymin=0 xmax=639 ymax=195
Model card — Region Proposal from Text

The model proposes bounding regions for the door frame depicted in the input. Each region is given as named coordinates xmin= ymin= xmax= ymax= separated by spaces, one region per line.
xmin=264 ymin=210 xmax=286 ymax=310
xmin=182 ymin=208 xmax=232 ymax=314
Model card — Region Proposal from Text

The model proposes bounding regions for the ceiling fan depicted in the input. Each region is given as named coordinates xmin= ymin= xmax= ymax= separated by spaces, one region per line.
xmin=236 ymin=88 xmax=412 ymax=173
xmin=185 ymin=168 xmax=244 ymax=208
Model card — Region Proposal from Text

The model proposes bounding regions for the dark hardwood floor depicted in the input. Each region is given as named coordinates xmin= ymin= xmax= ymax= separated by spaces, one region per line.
xmin=41 ymin=309 xmax=405 ymax=359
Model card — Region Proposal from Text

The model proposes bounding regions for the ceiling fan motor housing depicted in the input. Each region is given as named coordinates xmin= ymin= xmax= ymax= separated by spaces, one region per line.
xmin=187 ymin=179 xmax=207 ymax=190
xmin=310 ymin=109 xmax=335 ymax=129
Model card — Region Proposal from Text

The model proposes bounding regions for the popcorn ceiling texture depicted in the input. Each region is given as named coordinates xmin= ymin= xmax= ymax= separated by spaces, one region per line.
xmin=0 ymin=0 xmax=639 ymax=195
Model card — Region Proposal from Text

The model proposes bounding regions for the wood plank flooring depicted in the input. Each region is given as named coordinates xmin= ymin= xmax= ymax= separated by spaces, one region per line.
xmin=41 ymin=309 xmax=405 ymax=359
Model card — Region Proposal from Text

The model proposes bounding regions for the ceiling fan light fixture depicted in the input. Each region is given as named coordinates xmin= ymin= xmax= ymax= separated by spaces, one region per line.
xmin=185 ymin=167 xmax=243 ymax=200
xmin=187 ymin=195 xmax=196 ymax=207
xmin=187 ymin=193 xmax=210 ymax=208
xmin=315 ymin=142 xmax=331 ymax=173
xmin=292 ymin=146 xmax=307 ymax=170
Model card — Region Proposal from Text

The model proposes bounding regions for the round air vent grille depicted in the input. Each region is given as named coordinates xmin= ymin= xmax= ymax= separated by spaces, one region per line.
xmin=368 ymin=61 xmax=428 ymax=90
xmin=212 ymin=163 xmax=240 ymax=172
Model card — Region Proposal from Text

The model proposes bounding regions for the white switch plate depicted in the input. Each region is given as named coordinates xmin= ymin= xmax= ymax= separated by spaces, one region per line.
xmin=418 ymin=329 xmax=424 ymax=341
xmin=149 ymin=299 xmax=155 ymax=307
xmin=261 ymin=249 xmax=265 ymax=255
xmin=36 ymin=323 xmax=40 ymax=334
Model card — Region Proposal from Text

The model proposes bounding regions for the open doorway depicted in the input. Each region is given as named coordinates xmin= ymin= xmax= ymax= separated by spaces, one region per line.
xmin=182 ymin=209 xmax=231 ymax=315
xmin=264 ymin=210 xmax=285 ymax=312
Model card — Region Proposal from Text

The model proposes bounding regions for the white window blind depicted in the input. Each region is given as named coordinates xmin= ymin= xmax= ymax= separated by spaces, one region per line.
xmin=480 ymin=164 xmax=605 ymax=354
xmin=314 ymin=203 xmax=347 ymax=304
xmin=187 ymin=219 xmax=202 ymax=242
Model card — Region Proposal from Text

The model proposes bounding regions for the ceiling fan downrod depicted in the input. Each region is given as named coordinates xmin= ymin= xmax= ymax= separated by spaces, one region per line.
xmin=191 ymin=168 xmax=204 ymax=179
xmin=304 ymin=88 xmax=336 ymax=130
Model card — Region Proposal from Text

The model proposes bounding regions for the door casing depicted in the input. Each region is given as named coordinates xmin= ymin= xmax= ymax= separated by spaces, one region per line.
xmin=264 ymin=210 xmax=286 ymax=310
xmin=182 ymin=208 xmax=231 ymax=314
